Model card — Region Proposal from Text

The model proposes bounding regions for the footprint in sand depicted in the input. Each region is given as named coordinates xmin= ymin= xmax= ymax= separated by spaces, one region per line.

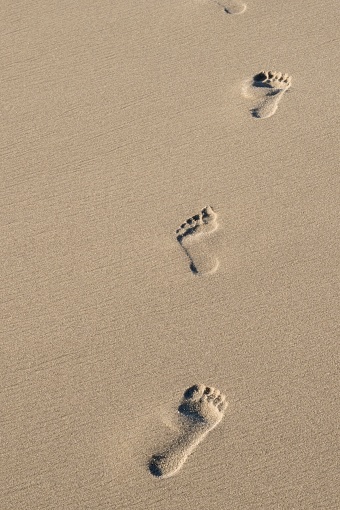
xmin=176 ymin=205 xmax=219 ymax=275
xmin=243 ymin=70 xmax=292 ymax=119
xmin=149 ymin=384 xmax=228 ymax=479
xmin=211 ymin=0 xmax=246 ymax=15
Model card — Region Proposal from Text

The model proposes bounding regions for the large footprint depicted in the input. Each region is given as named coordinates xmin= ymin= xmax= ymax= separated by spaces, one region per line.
xmin=243 ymin=70 xmax=292 ymax=119
xmin=176 ymin=205 xmax=219 ymax=275
xmin=149 ymin=384 xmax=228 ymax=479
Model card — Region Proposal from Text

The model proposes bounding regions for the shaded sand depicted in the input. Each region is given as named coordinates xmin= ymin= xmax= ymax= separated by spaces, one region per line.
xmin=0 ymin=0 xmax=339 ymax=509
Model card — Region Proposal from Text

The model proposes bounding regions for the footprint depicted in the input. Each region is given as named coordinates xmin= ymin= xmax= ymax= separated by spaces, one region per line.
xmin=176 ymin=205 xmax=219 ymax=275
xmin=211 ymin=0 xmax=246 ymax=15
xmin=243 ymin=70 xmax=292 ymax=119
xmin=149 ymin=384 xmax=228 ymax=479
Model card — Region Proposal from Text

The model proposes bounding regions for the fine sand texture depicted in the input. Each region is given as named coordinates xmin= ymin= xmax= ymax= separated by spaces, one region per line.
xmin=1 ymin=0 xmax=339 ymax=509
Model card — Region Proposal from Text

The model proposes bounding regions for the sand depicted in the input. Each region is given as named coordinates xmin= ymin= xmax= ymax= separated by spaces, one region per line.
xmin=1 ymin=0 xmax=339 ymax=508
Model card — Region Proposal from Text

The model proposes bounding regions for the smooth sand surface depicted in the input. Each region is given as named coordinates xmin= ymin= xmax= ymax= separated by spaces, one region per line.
xmin=1 ymin=0 xmax=339 ymax=508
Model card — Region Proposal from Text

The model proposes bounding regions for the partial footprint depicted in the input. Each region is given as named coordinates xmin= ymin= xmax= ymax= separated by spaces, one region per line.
xmin=211 ymin=0 xmax=246 ymax=15
xmin=176 ymin=205 xmax=219 ymax=275
xmin=149 ymin=384 xmax=228 ymax=479
xmin=242 ymin=70 xmax=292 ymax=119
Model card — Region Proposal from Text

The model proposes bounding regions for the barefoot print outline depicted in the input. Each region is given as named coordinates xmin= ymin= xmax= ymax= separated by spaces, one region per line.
xmin=176 ymin=206 xmax=219 ymax=276
xmin=149 ymin=384 xmax=228 ymax=479
xmin=243 ymin=70 xmax=292 ymax=119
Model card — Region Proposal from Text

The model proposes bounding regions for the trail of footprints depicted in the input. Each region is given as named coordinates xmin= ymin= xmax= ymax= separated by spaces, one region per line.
xmin=175 ymin=71 xmax=292 ymax=276
xmin=149 ymin=4 xmax=294 ymax=481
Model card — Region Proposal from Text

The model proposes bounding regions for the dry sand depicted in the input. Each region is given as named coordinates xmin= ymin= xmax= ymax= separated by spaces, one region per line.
xmin=1 ymin=0 xmax=339 ymax=508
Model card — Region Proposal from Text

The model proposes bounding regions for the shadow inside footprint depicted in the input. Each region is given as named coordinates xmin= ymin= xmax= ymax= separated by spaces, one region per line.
xmin=189 ymin=262 xmax=198 ymax=275
xmin=149 ymin=455 xmax=165 ymax=477
xmin=178 ymin=403 xmax=206 ymax=423
xmin=183 ymin=385 xmax=200 ymax=399
xmin=176 ymin=228 xmax=195 ymax=242
xmin=221 ymin=1 xmax=246 ymax=15
xmin=253 ymin=72 xmax=268 ymax=83
xmin=252 ymin=73 xmax=278 ymax=89
xmin=251 ymin=108 xmax=262 ymax=119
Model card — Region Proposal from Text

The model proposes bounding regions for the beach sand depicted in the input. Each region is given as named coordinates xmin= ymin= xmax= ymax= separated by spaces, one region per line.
xmin=1 ymin=0 xmax=339 ymax=508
